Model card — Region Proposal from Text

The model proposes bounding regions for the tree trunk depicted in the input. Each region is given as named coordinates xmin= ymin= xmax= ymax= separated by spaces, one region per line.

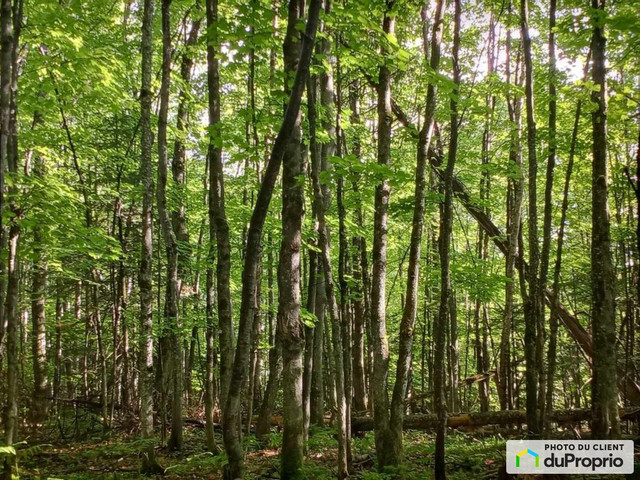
xmin=302 ymin=240 xmax=317 ymax=440
xmin=312 ymin=180 xmax=350 ymax=479
xmin=475 ymin=10 xmax=495 ymax=414
xmin=310 ymin=263 xmax=326 ymax=426
xmin=156 ymin=0 xmax=183 ymax=451
xmin=206 ymin=0 xmax=234 ymax=412
xmin=434 ymin=0 xmax=460 ymax=476
xmin=348 ymin=81 xmax=368 ymax=413
xmin=499 ymin=13 xmax=522 ymax=412
xmin=222 ymin=0 xmax=321 ymax=476
xmin=2 ymin=0 xmax=21 ymax=460
xmin=172 ymin=7 xmax=200 ymax=406
xmin=307 ymin=30 xmax=349 ymax=475
xmin=388 ymin=0 xmax=445 ymax=463
xmin=589 ymin=0 xmax=619 ymax=439
xmin=30 ymin=155 xmax=49 ymax=423
xmin=277 ymin=1 xmax=306 ymax=475
xmin=138 ymin=0 xmax=163 ymax=473
xmin=536 ymin=0 xmax=557 ymax=431
xmin=256 ymin=238 xmax=282 ymax=438
xmin=370 ymin=0 xmax=395 ymax=471
xmin=520 ymin=0 xmax=542 ymax=436
xmin=546 ymin=50 xmax=590 ymax=432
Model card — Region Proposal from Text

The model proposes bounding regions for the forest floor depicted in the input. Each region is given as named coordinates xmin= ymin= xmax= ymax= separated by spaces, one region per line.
xmin=12 ymin=413 xmax=640 ymax=479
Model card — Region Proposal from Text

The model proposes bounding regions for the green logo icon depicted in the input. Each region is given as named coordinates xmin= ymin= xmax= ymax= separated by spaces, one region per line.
xmin=516 ymin=449 xmax=539 ymax=468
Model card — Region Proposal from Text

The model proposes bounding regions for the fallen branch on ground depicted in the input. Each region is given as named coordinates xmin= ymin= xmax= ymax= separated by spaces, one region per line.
xmin=350 ymin=407 xmax=640 ymax=432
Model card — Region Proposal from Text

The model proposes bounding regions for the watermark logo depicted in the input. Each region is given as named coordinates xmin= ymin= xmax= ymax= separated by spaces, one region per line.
xmin=507 ymin=440 xmax=634 ymax=474
xmin=516 ymin=448 xmax=539 ymax=468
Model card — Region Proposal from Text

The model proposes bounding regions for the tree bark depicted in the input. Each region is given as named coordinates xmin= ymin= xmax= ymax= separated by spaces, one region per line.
xmin=312 ymin=175 xmax=350 ymax=479
xmin=434 ymin=0 xmax=460 ymax=476
xmin=388 ymin=0 xmax=445 ymax=463
xmin=499 ymin=12 xmax=522 ymax=412
xmin=520 ymin=0 xmax=541 ymax=435
xmin=369 ymin=0 xmax=395 ymax=471
xmin=206 ymin=0 xmax=234 ymax=412
xmin=222 ymin=0 xmax=321 ymax=476
xmin=256 ymin=238 xmax=282 ymax=438
xmin=307 ymin=33 xmax=350 ymax=476
xmin=2 ymin=0 xmax=21 ymax=460
xmin=475 ymin=11 xmax=495 ymax=414
xmin=348 ymin=81 xmax=368 ymax=414
xmin=30 ymin=154 xmax=49 ymax=423
xmin=589 ymin=0 xmax=620 ymax=439
xmin=157 ymin=0 xmax=184 ymax=451
xmin=537 ymin=0 xmax=557 ymax=430
xmin=138 ymin=0 xmax=163 ymax=473
xmin=277 ymin=1 xmax=306 ymax=475
xmin=310 ymin=263 xmax=325 ymax=426
xmin=172 ymin=6 xmax=200 ymax=406
xmin=546 ymin=50 xmax=591 ymax=432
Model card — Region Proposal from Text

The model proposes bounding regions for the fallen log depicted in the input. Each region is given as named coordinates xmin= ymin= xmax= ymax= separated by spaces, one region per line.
xmin=351 ymin=407 xmax=640 ymax=432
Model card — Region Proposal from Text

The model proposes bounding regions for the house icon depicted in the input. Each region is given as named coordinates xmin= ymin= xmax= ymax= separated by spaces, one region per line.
xmin=516 ymin=449 xmax=539 ymax=467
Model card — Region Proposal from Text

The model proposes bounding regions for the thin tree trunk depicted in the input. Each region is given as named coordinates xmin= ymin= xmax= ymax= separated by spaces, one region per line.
xmin=370 ymin=0 xmax=395 ymax=470
xmin=172 ymin=7 xmax=200 ymax=406
xmin=256 ymin=238 xmax=281 ymax=438
xmin=589 ymin=0 xmax=620 ymax=439
xmin=277 ymin=1 xmax=306 ymax=476
xmin=476 ymin=11 xmax=495 ymax=414
xmin=388 ymin=0 xmax=445 ymax=463
xmin=138 ymin=0 xmax=163 ymax=472
xmin=520 ymin=0 xmax=541 ymax=436
xmin=546 ymin=49 xmax=590 ymax=430
xmin=537 ymin=0 xmax=558 ymax=429
xmin=222 ymin=0 xmax=321 ymax=475
xmin=157 ymin=0 xmax=183 ymax=451
xmin=255 ymin=12 xmax=282 ymax=438
xmin=334 ymin=45 xmax=352 ymax=469
xmin=310 ymin=269 xmax=326 ymax=425
xmin=434 ymin=0 xmax=460 ymax=476
xmin=307 ymin=33 xmax=349 ymax=475
xmin=206 ymin=0 xmax=234 ymax=412
xmin=310 ymin=160 xmax=350 ymax=478
xmin=498 ymin=14 xmax=522 ymax=411
xmin=348 ymin=81 xmax=368 ymax=413
xmin=302 ymin=242 xmax=317 ymax=440
xmin=2 ymin=0 xmax=21 ymax=462
xmin=0 ymin=0 xmax=8 ymax=390
xmin=204 ymin=155 xmax=219 ymax=454
xmin=30 ymin=154 xmax=49 ymax=423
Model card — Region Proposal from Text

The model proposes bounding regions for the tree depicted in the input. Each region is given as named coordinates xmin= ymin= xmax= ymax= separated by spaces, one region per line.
xmin=204 ymin=0 xmax=222 ymax=454
xmin=520 ymin=0 xmax=541 ymax=436
xmin=389 ymin=0 xmax=445 ymax=462
xmin=2 ymin=0 xmax=22 ymax=463
xmin=277 ymin=0 xmax=306 ymax=476
xmin=30 ymin=149 xmax=49 ymax=423
xmin=369 ymin=0 xmax=395 ymax=471
xmin=207 ymin=0 xmax=234 ymax=412
xmin=222 ymin=0 xmax=322 ymax=476
xmin=589 ymin=0 xmax=620 ymax=439
xmin=434 ymin=0 xmax=460 ymax=475
xmin=138 ymin=0 xmax=163 ymax=473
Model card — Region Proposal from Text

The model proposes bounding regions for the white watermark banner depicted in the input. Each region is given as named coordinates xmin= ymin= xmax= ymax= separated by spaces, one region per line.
xmin=506 ymin=440 xmax=634 ymax=474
